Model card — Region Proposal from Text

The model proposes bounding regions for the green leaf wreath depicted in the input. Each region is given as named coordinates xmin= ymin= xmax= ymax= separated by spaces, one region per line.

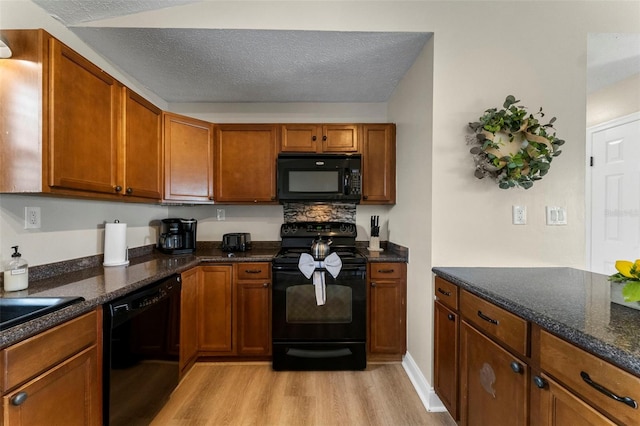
xmin=468 ymin=95 xmax=565 ymax=189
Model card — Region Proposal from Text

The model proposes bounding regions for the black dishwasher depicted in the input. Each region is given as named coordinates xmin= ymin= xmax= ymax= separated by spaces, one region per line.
xmin=103 ymin=274 xmax=181 ymax=426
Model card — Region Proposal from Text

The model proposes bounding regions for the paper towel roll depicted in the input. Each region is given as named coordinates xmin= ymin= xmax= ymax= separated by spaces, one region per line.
xmin=104 ymin=221 xmax=129 ymax=267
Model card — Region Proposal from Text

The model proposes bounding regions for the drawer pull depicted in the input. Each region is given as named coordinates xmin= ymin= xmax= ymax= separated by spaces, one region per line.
xmin=245 ymin=269 xmax=262 ymax=274
xmin=377 ymin=269 xmax=395 ymax=274
xmin=447 ymin=313 xmax=455 ymax=321
xmin=477 ymin=310 xmax=499 ymax=325
xmin=437 ymin=287 xmax=451 ymax=297
xmin=580 ymin=371 xmax=638 ymax=409
xmin=11 ymin=392 xmax=28 ymax=406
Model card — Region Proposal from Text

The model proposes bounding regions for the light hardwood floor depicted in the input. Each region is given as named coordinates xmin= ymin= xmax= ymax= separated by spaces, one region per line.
xmin=151 ymin=362 xmax=456 ymax=426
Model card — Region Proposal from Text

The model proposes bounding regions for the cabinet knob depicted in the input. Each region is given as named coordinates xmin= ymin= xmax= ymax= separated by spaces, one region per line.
xmin=11 ymin=392 xmax=28 ymax=406
xmin=363 ymin=195 xmax=368 ymax=200
xmin=447 ymin=313 xmax=455 ymax=321
xmin=263 ymin=282 xmax=269 ymax=288
xmin=114 ymin=185 xmax=122 ymax=192
xmin=322 ymin=135 xmax=327 ymax=141
xmin=371 ymin=282 xmax=377 ymax=287
xmin=533 ymin=375 xmax=547 ymax=389
xmin=312 ymin=135 xmax=317 ymax=141
xmin=126 ymin=187 xmax=133 ymax=194
xmin=510 ymin=361 xmax=523 ymax=374
xmin=209 ymin=196 xmax=215 ymax=201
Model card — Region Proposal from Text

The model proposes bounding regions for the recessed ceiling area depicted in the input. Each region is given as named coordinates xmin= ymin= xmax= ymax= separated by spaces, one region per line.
xmin=69 ymin=28 xmax=431 ymax=103
xmin=32 ymin=0 xmax=431 ymax=103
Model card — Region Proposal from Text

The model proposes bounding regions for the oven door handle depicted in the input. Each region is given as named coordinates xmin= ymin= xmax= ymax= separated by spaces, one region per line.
xmin=272 ymin=265 xmax=366 ymax=272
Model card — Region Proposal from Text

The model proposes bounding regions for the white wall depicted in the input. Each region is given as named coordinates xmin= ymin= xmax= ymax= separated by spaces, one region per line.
xmin=2 ymin=0 xmax=640 ymax=405
xmin=587 ymin=73 xmax=640 ymax=127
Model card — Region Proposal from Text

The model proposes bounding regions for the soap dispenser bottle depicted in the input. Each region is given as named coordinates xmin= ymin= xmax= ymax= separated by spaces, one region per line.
xmin=4 ymin=246 xmax=29 ymax=291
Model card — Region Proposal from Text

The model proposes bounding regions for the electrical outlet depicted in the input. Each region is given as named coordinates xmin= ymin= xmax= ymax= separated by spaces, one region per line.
xmin=512 ymin=205 xmax=526 ymax=225
xmin=216 ymin=208 xmax=225 ymax=221
xmin=25 ymin=206 xmax=41 ymax=229
xmin=546 ymin=206 xmax=567 ymax=225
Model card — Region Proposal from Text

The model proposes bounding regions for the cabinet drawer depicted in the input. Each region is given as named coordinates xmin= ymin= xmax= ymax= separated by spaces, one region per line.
xmin=434 ymin=276 xmax=458 ymax=310
xmin=0 ymin=310 xmax=97 ymax=393
xmin=460 ymin=290 xmax=528 ymax=356
xmin=540 ymin=330 xmax=640 ymax=426
xmin=370 ymin=263 xmax=404 ymax=279
xmin=235 ymin=263 xmax=270 ymax=280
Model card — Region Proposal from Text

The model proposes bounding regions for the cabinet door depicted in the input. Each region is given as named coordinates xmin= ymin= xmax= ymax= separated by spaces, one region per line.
xmin=3 ymin=346 xmax=101 ymax=426
xmin=460 ymin=321 xmax=527 ymax=426
xmin=214 ymin=124 xmax=278 ymax=203
xmin=198 ymin=266 xmax=233 ymax=353
xmin=532 ymin=373 xmax=615 ymax=426
xmin=281 ymin=124 xmax=319 ymax=152
xmin=368 ymin=263 xmax=406 ymax=356
xmin=163 ymin=113 xmax=214 ymax=202
xmin=48 ymin=38 xmax=121 ymax=195
xmin=236 ymin=281 xmax=271 ymax=356
xmin=180 ymin=267 xmax=199 ymax=374
xmin=122 ymin=88 xmax=162 ymax=200
xmin=322 ymin=124 xmax=359 ymax=153
xmin=362 ymin=124 xmax=396 ymax=204
xmin=434 ymin=301 xmax=459 ymax=421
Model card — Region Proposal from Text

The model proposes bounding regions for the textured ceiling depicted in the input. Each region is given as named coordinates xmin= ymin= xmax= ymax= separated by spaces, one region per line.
xmin=30 ymin=1 xmax=640 ymax=102
xmin=32 ymin=0 xmax=430 ymax=103
xmin=70 ymin=28 xmax=430 ymax=103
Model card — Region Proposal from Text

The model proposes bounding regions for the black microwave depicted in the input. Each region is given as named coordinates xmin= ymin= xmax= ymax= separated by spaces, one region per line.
xmin=277 ymin=153 xmax=362 ymax=203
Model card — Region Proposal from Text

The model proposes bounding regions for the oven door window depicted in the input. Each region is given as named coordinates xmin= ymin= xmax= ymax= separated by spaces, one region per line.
xmin=286 ymin=284 xmax=352 ymax=323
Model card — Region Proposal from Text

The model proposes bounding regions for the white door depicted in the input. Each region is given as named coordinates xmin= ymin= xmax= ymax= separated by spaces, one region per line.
xmin=588 ymin=113 xmax=640 ymax=274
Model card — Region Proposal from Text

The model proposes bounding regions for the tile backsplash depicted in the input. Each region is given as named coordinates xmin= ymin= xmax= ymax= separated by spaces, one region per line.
xmin=283 ymin=203 xmax=356 ymax=223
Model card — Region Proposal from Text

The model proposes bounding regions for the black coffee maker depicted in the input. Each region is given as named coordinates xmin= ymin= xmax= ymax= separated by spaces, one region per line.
xmin=158 ymin=218 xmax=197 ymax=254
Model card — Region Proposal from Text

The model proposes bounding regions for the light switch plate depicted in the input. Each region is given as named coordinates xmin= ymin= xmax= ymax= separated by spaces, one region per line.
xmin=216 ymin=208 xmax=225 ymax=221
xmin=546 ymin=206 xmax=567 ymax=225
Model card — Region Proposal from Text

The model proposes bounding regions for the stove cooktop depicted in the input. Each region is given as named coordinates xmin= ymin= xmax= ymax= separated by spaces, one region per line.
xmin=275 ymin=222 xmax=365 ymax=265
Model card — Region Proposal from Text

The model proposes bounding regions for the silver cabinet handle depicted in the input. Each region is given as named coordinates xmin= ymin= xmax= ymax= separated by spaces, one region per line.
xmin=11 ymin=392 xmax=28 ymax=406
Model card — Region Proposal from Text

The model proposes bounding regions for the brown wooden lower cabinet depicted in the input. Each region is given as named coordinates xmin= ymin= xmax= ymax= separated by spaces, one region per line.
xmin=198 ymin=265 xmax=234 ymax=354
xmin=531 ymin=373 xmax=615 ymax=426
xmin=434 ymin=300 xmax=459 ymax=420
xmin=460 ymin=321 xmax=527 ymax=426
xmin=0 ymin=310 xmax=102 ymax=425
xmin=180 ymin=267 xmax=199 ymax=375
xmin=368 ymin=262 xmax=407 ymax=360
xmin=434 ymin=275 xmax=639 ymax=426
xmin=234 ymin=263 xmax=272 ymax=356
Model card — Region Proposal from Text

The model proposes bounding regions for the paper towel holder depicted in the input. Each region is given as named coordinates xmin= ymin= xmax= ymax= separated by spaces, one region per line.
xmin=104 ymin=219 xmax=130 ymax=267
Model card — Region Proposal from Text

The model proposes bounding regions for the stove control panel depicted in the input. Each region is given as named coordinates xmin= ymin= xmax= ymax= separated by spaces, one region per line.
xmin=281 ymin=222 xmax=356 ymax=238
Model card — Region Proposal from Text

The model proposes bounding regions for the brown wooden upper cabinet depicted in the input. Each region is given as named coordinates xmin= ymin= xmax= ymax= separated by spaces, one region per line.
xmin=362 ymin=124 xmax=396 ymax=204
xmin=163 ymin=113 xmax=214 ymax=203
xmin=281 ymin=124 xmax=360 ymax=153
xmin=0 ymin=29 xmax=162 ymax=202
xmin=214 ymin=124 xmax=278 ymax=203
xmin=122 ymin=88 xmax=162 ymax=200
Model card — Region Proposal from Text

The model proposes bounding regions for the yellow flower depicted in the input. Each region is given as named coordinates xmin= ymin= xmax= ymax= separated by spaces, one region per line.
xmin=615 ymin=260 xmax=640 ymax=279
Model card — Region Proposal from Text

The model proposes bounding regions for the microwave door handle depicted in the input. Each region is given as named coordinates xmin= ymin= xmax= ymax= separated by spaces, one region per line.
xmin=344 ymin=170 xmax=351 ymax=195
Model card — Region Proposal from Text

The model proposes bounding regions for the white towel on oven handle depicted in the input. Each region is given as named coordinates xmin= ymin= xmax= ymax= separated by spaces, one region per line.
xmin=298 ymin=252 xmax=342 ymax=305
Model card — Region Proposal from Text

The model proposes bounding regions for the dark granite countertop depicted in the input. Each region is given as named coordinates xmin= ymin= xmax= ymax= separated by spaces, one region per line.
xmin=432 ymin=267 xmax=640 ymax=377
xmin=1 ymin=241 xmax=408 ymax=349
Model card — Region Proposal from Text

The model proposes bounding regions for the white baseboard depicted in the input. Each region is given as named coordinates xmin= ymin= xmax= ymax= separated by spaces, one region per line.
xmin=402 ymin=352 xmax=447 ymax=412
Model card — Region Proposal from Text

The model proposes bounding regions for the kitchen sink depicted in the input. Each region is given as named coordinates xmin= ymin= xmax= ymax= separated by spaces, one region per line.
xmin=0 ymin=296 xmax=85 ymax=331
